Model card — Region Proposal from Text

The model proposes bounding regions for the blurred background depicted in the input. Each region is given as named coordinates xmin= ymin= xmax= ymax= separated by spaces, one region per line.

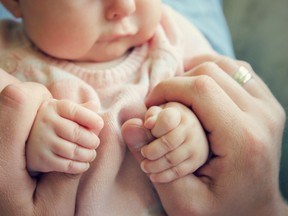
xmin=223 ymin=0 xmax=288 ymax=200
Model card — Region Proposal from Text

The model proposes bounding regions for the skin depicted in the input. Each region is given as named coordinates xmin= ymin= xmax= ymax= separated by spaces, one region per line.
xmin=122 ymin=54 xmax=288 ymax=215
xmin=123 ymin=101 xmax=209 ymax=183
xmin=0 ymin=0 xmax=208 ymax=211
xmin=1 ymin=0 xmax=286 ymax=215
xmin=1 ymin=0 xmax=162 ymax=174
xmin=26 ymin=99 xmax=104 ymax=175
xmin=1 ymin=52 xmax=287 ymax=215
xmin=2 ymin=0 xmax=162 ymax=62
xmin=0 ymin=70 xmax=80 ymax=215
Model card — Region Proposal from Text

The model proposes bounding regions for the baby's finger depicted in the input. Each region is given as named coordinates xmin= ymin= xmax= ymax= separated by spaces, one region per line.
xmin=51 ymin=157 xmax=91 ymax=174
xmin=55 ymin=117 xmax=100 ymax=149
xmin=29 ymin=151 xmax=90 ymax=174
xmin=141 ymin=125 xmax=186 ymax=160
xmin=148 ymin=159 xmax=196 ymax=183
xmin=144 ymin=106 xmax=162 ymax=129
xmin=141 ymin=142 xmax=189 ymax=174
xmin=56 ymin=100 xmax=104 ymax=133
xmin=51 ymin=138 xmax=97 ymax=163
xmin=141 ymin=134 xmax=207 ymax=174
xmin=149 ymin=107 xmax=181 ymax=138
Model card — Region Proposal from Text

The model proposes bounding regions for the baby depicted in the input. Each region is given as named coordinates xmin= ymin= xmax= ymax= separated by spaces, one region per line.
xmin=0 ymin=0 xmax=213 ymax=214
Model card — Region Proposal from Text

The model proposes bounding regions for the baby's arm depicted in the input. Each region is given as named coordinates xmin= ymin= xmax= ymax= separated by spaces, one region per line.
xmin=26 ymin=99 xmax=104 ymax=175
xmin=141 ymin=102 xmax=209 ymax=183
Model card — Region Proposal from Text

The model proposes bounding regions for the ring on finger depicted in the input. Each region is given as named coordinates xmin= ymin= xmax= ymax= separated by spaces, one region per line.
xmin=232 ymin=66 xmax=253 ymax=86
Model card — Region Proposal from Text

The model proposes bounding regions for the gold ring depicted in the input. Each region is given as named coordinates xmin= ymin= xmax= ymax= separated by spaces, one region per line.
xmin=232 ymin=66 xmax=252 ymax=86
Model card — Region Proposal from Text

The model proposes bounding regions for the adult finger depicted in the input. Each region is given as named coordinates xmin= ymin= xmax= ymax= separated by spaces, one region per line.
xmin=0 ymin=83 xmax=50 ymax=214
xmin=146 ymin=77 xmax=239 ymax=131
xmin=0 ymin=68 xmax=20 ymax=91
xmin=185 ymin=54 xmax=273 ymax=98
xmin=0 ymin=83 xmax=80 ymax=215
xmin=121 ymin=117 xmax=211 ymax=212
xmin=122 ymin=118 xmax=154 ymax=163
xmin=146 ymin=76 xmax=252 ymax=159
xmin=185 ymin=62 xmax=258 ymax=111
xmin=121 ymin=117 xmax=212 ymax=215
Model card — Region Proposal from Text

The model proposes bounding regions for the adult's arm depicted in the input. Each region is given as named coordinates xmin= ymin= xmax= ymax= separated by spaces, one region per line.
xmin=122 ymin=54 xmax=288 ymax=215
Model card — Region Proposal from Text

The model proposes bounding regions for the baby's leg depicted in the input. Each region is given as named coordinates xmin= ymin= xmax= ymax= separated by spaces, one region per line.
xmin=141 ymin=102 xmax=209 ymax=183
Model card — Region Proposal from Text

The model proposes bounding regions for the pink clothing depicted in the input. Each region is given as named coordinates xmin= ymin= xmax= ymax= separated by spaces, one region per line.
xmin=0 ymin=5 xmax=214 ymax=216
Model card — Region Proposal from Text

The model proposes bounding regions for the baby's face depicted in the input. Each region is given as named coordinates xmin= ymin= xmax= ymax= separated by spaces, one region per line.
xmin=19 ymin=0 xmax=162 ymax=62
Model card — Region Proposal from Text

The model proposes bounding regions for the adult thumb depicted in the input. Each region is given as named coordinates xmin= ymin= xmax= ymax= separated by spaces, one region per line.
xmin=0 ymin=83 xmax=81 ymax=215
xmin=122 ymin=118 xmax=154 ymax=163
xmin=122 ymin=118 xmax=211 ymax=215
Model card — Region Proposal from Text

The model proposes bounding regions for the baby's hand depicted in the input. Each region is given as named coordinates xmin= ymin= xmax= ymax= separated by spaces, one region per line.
xmin=26 ymin=99 xmax=104 ymax=175
xmin=141 ymin=102 xmax=209 ymax=183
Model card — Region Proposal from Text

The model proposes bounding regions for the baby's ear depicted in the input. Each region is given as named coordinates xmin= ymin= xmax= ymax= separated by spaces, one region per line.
xmin=1 ymin=0 xmax=22 ymax=18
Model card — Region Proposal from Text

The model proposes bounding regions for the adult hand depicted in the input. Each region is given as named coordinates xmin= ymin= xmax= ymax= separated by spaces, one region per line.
xmin=122 ymin=54 xmax=288 ymax=216
xmin=0 ymin=81 xmax=80 ymax=215
xmin=0 ymin=68 xmax=20 ymax=91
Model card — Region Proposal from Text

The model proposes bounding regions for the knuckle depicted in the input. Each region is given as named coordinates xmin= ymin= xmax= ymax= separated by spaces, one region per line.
xmin=170 ymin=165 xmax=185 ymax=179
xmin=158 ymin=108 xmax=179 ymax=130
xmin=50 ymin=140 xmax=62 ymax=154
xmin=217 ymin=56 xmax=236 ymax=67
xmin=66 ymin=160 xmax=77 ymax=173
xmin=164 ymin=153 xmax=177 ymax=166
xmin=71 ymin=143 xmax=79 ymax=159
xmin=267 ymin=113 xmax=285 ymax=136
xmin=259 ymin=102 xmax=286 ymax=138
xmin=194 ymin=62 xmax=219 ymax=76
xmin=276 ymin=103 xmax=286 ymax=125
xmin=201 ymin=61 xmax=218 ymax=69
xmin=160 ymin=135 xmax=176 ymax=152
xmin=58 ymin=99 xmax=78 ymax=117
xmin=40 ymin=110 xmax=55 ymax=125
xmin=192 ymin=75 xmax=217 ymax=95
xmin=0 ymin=84 xmax=28 ymax=107
xmin=68 ymin=104 xmax=78 ymax=118
xmin=32 ymin=82 xmax=51 ymax=98
xmin=242 ymin=128 xmax=269 ymax=159
xmin=72 ymin=124 xmax=82 ymax=143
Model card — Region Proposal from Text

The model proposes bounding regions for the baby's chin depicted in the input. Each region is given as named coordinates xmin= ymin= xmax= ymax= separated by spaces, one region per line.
xmin=41 ymin=41 xmax=134 ymax=63
xmin=74 ymin=48 xmax=132 ymax=63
